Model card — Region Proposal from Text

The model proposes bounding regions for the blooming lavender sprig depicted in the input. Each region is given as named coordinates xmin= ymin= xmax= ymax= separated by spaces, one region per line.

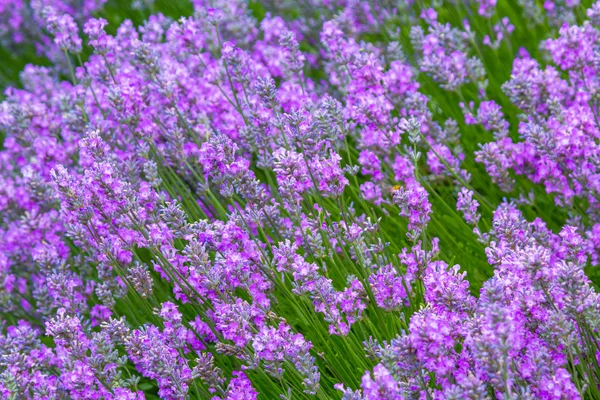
xmin=393 ymin=182 xmax=432 ymax=241
xmin=456 ymin=188 xmax=481 ymax=226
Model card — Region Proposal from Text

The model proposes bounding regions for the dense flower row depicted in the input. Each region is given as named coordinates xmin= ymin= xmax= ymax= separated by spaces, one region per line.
xmin=0 ymin=0 xmax=599 ymax=399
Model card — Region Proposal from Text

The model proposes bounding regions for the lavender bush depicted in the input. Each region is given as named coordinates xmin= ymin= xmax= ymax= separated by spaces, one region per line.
xmin=0 ymin=0 xmax=599 ymax=398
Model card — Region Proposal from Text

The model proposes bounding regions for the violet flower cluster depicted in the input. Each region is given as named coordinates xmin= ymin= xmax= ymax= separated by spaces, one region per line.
xmin=0 ymin=0 xmax=599 ymax=399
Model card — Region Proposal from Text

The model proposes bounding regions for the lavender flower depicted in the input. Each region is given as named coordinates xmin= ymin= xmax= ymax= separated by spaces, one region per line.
xmin=1 ymin=1 xmax=600 ymax=399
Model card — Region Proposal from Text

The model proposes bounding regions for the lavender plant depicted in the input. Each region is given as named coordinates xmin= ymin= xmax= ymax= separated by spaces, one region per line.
xmin=0 ymin=0 xmax=599 ymax=399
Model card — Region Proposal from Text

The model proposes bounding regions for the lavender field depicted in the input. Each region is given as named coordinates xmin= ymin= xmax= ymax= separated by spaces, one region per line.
xmin=0 ymin=0 xmax=599 ymax=398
